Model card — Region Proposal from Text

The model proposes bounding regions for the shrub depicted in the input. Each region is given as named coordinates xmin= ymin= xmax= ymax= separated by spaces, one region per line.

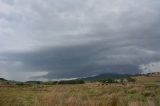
xmin=142 ymin=90 xmax=155 ymax=97
xmin=127 ymin=77 xmax=136 ymax=82
xmin=99 ymin=78 xmax=117 ymax=84
xmin=57 ymin=80 xmax=85 ymax=84
xmin=44 ymin=81 xmax=57 ymax=85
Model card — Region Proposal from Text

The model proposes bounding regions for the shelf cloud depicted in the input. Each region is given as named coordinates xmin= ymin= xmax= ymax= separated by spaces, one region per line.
xmin=0 ymin=0 xmax=160 ymax=81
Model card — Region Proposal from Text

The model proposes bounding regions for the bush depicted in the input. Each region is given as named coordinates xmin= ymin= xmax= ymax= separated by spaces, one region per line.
xmin=16 ymin=83 xmax=25 ymax=85
xmin=142 ymin=90 xmax=155 ymax=97
xmin=127 ymin=77 xmax=136 ymax=82
xmin=44 ymin=81 xmax=58 ymax=85
xmin=99 ymin=78 xmax=117 ymax=84
xmin=57 ymin=80 xmax=85 ymax=84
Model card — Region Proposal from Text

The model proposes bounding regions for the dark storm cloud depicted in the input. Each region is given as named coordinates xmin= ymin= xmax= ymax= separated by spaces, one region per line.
xmin=2 ymin=39 xmax=160 ymax=79
xmin=0 ymin=0 xmax=160 ymax=80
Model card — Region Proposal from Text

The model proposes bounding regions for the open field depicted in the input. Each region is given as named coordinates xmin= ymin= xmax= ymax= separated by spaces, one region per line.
xmin=133 ymin=75 xmax=160 ymax=85
xmin=0 ymin=74 xmax=160 ymax=106
xmin=0 ymin=82 xmax=160 ymax=106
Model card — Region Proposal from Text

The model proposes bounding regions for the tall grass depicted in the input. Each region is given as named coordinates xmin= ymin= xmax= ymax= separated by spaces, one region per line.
xmin=0 ymin=84 xmax=159 ymax=106
xmin=33 ymin=84 xmax=159 ymax=106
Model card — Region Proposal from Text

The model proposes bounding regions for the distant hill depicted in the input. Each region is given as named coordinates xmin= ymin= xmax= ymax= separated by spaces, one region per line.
xmin=25 ymin=81 xmax=43 ymax=84
xmin=0 ymin=78 xmax=7 ymax=81
xmin=79 ymin=73 xmax=132 ymax=81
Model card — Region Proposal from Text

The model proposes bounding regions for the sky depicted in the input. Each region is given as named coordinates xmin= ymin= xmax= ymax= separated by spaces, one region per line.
xmin=0 ymin=0 xmax=160 ymax=81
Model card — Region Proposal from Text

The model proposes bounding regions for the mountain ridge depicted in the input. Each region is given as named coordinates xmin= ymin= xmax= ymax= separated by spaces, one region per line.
xmin=79 ymin=73 xmax=132 ymax=81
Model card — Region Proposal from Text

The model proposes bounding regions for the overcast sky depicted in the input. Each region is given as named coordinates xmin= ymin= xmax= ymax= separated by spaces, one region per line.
xmin=0 ymin=0 xmax=160 ymax=81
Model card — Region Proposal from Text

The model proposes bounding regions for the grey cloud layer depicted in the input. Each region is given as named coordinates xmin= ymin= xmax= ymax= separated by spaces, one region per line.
xmin=2 ymin=40 xmax=160 ymax=79
xmin=0 ymin=0 xmax=160 ymax=80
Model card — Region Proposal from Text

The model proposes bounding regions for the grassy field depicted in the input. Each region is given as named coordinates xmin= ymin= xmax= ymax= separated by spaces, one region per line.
xmin=0 ymin=76 xmax=160 ymax=106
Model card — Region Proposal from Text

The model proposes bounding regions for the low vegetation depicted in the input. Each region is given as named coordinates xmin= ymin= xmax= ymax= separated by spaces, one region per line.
xmin=0 ymin=83 xmax=160 ymax=106
xmin=0 ymin=73 xmax=160 ymax=106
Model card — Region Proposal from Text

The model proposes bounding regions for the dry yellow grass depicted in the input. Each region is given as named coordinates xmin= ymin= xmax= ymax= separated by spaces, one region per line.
xmin=129 ymin=101 xmax=155 ymax=106
xmin=0 ymin=83 xmax=160 ymax=106
xmin=134 ymin=76 xmax=160 ymax=83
